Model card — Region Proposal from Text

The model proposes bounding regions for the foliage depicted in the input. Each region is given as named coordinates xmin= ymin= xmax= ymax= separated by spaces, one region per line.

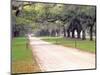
xmin=12 ymin=1 xmax=96 ymax=40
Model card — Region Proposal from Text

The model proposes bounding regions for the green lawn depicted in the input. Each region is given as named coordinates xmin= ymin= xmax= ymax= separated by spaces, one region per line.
xmin=42 ymin=37 xmax=96 ymax=53
xmin=12 ymin=37 xmax=30 ymax=61
xmin=12 ymin=37 xmax=40 ymax=74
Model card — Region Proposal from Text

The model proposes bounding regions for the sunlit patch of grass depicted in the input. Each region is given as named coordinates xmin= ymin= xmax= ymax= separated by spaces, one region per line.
xmin=12 ymin=60 xmax=41 ymax=73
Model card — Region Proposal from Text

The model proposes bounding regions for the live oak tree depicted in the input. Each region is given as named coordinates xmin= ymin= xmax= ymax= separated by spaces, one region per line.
xmin=12 ymin=1 xmax=96 ymax=41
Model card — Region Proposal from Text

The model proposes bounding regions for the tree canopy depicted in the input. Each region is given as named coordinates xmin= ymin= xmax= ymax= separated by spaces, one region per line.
xmin=12 ymin=1 xmax=96 ymax=40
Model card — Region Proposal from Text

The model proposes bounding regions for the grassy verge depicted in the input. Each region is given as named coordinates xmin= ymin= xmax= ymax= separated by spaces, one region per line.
xmin=12 ymin=37 xmax=41 ymax=74
xmin=41 ymin=37 xmax=96 ymax=53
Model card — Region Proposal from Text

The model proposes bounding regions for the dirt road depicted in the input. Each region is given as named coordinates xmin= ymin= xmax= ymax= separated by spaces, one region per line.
xmin=29 ymin=36 xmax=95 ymax=72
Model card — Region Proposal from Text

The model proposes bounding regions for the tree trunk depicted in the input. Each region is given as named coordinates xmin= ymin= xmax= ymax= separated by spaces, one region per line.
xmin=90 ymin=26 xmax=93 ymax=41
xmin=77 ymin=31 xmax=81 ymax=39
xmin=51 ymin=30 xmax=56 ymax=37
xmin=67 ymin=30 xmax=70 ymax=37
xmin=82 ymin=30 xmax=86 ymax=40
xmin=14 ymin=31 xmax=19 ymax=37
xmin=72 ymin=30 xmax=75 ymax=38
xmin=63 ymin=26 xmax=66 ymax=37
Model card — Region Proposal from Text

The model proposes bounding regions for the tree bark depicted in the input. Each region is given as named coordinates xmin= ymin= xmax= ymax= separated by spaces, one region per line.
xmin=82 ymin=30 xmax=86 ymax=40
xmin=90 ymin=26 xmax=93 ymax=41
xmin=63 ymin=25 xmax=66 ymax=37
xmin=77 ymin=31 xmax=81 ymax=39
xmin=67 ymin=30 xmax=70 ymax=37
xmin=72 ymin=30 xmax=75 ymax=38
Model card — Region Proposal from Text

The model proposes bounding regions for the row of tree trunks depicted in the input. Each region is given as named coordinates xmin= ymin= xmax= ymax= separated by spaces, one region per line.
xmin=82 ymin=25 xmax=94 ymax=41
xmin=66 ymin=28 xmax=94 ymax=41
xmin=39 ymin=29 xmax=61 ymax=37
xmin=66 ymin=28 xmax=81 ymax=39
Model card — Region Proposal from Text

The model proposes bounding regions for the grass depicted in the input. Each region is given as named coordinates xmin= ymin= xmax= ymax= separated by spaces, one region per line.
xmin=41 ymin=37 xmax=96 ymax=53
xmin=12 ymin=37 xmax=41 ymax=74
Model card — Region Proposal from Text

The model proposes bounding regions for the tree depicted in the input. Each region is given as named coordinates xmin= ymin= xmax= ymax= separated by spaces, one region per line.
xmin=12 ymin=1 xmax=96 ymax=39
